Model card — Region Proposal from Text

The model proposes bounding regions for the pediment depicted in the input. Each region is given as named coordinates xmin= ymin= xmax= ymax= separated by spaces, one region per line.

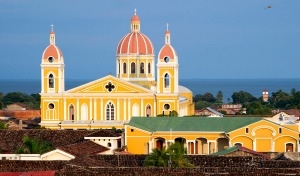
xmin=67 ymin=75 xmax=154 ymax=94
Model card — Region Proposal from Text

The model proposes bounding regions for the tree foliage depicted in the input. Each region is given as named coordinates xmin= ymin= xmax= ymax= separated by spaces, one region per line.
xmin=0 ymin=121 xmax=8 ymax=129
xmin=231 ymin=91 xmax=257 ymax=104
xmin=144 ymin=143 xmax=193 ymax=168
xmin=0 ymin=92 xmax=40 ymax=109
xmin=15 ymin=135 xmax=53 ymax=154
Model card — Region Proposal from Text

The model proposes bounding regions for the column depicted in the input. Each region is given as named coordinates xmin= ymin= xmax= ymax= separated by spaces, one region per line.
xmin=100 ymin=98 xmax=103 ymax=120
xmin=141 ymin=98 xmax=144 ymax=116
xmin=117 ymin=98 xmax=120 ymax=121
xmin=89 ymin=98 xmax=92 ymax=120
xmin=124 ymin=98 xmax=127 ymax=121
xmin=94 ymin=99 xmax=97 ymax=121
xmin=63 ymin=98 xmax=66 ymax=121
xmin=128 ymin=99 xmax=131 ymax=121
xmin=76 ymin=98 xmax=79 ymax=121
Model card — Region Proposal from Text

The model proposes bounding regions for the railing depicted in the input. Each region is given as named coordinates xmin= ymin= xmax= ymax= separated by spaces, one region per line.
xmin=61 ymin=120 xmax=128 ymax=125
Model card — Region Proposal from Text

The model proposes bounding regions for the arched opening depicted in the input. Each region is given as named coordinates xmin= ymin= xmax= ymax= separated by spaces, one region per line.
xmin=217 ymin=138 xmax=230 ymax=152
xmin=49 ymin=74 xmax=54 ymax=88
xmin=148 ymin=63 xmax=151 ymax=74
xmin=106 ymin=102 xmax=114 ymax=121
xmin=108 ymin=142 xmax=112 ymax=148
xmin=235 ymin=143 xmax=243 ymax=146
xmin=81 ymin=104 xmax=88 ymax=121
xmin=140 ymin=62 xmax=144 ymax=74
xmin=146 ymin=105 xmax=151 ymax=117
xmin=123 ymin=62 xmax=127 ymax=74
xmin=164 ymin=73 xmax=169 ymax=88
xmin=286 ymin=143 xmax=294 ymax=152
xmin=131 ymin=62 xmax=136 ymax=74
xmin=156 ymin=139 xmax=164 ymax=150
xmin=132 ymin=104 xmax=139 ymax=117
xmin=174 ymin=137 xmax=186 ymax=148
xmin=69 ymin=105 xmax=74 ymax=121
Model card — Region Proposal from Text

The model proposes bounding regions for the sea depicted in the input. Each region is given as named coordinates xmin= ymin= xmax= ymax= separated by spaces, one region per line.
xmin=1 ymin=78 xmax=300 ymax=102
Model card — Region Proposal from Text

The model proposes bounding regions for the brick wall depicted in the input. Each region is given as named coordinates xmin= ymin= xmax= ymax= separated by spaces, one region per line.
xmin=0 ymin=110 xmax=40 ymax=120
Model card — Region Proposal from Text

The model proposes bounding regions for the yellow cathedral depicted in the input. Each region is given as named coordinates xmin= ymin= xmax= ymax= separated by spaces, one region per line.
xmin=40 ymin=11 xmax=194 ymax=130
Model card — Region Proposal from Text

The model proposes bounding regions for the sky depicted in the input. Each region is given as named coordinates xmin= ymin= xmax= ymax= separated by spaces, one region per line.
xmin=0 ymin=0 xmax=300 ymax=80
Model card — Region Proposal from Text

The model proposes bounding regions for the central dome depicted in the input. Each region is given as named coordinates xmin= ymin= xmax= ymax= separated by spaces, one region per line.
xmin=116 ymin=10 xmax=154 ymax=55
xmin=117 ymin=32 xmax=154 ymax=55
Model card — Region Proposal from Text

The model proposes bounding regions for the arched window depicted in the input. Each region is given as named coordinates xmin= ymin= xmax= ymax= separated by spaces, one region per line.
xmin=123 ymin=63 xmax=127 ymax=74
xmin=286 ymin=143 xmax=294 ymax=152
xmin=106 ymin=102 xmax=114 ymax=121
xmin=140 ymin=62 xmax=144 ymax=74
xmin=49 ymin=74 xmax=54 ymax=88
xmin=118 ymin=63 xmax=120 ymax=74
xmin=234 ymin=143 xmax=242 ymax=146
xmin=69 ymin=105 xmax=74 ymax=121
xmin=81 ymin=104 xmax=88 ymax=121
xmin=132 ymin=104 xmax=139 ymax=117
xmin=164 ymin=73 xmax=169 ymax=88
xmin=146 ymin=105 xmax=151 ymax=117
xmin=148 ymin=63 xmax=151 ymax=74
xmin=131 ymin=62 xmax=136 ymax=74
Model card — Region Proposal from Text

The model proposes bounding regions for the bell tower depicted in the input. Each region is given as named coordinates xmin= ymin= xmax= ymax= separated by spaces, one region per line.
xmin=157 ymin=24 xmax=179 ymax=94
xmin=41 ymin=25 xmax=65 ymax=93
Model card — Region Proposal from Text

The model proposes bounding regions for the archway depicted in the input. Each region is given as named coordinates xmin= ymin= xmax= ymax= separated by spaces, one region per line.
xmin=69 ymin=105 xmax=74 ymax=121
xmin=217 ymin=138 xmax=229 ymax=152
xmin=195 ymin=138 xmax=208 ymax=155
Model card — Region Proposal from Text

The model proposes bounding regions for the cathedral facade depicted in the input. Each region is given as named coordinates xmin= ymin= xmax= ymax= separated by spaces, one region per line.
xmin=40 ymin=11 xmax=194 ymax=130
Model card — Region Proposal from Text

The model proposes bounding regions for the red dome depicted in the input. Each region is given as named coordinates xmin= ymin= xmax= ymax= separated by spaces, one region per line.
xmin=117 ymin=32 xmax=154 ymax=55
xmin=158 ymin=44 xmax=177 ymax=61
xmin=42 ymin=44 xmax=63 ymax=62
xmin=131 ymin=14 xmax=140 ymax=22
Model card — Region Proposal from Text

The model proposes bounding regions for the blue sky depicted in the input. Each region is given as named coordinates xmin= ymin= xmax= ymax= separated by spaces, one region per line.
xmin=0 ymin=0 xmax=299 ymax=80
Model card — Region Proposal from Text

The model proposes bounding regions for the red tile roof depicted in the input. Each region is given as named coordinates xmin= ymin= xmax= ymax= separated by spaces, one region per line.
xmin=0 ymin=171 xmax=57 ymax=176
xmin=58 ymin=140 xmax=109 ymax=157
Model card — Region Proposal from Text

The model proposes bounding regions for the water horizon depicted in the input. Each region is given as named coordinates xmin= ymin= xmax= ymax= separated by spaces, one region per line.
xmin=1 ymin=78 xmax=299 ymax=102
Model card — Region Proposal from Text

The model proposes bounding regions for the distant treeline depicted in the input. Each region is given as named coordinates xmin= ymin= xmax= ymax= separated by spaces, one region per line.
xmin=193 ymin=88 xmax=300 ymax=115
xmin=0 ymin=92 xmax=40 ymax=110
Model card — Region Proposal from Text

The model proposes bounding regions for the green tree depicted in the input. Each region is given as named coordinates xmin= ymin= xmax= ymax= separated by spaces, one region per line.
xmin=0 ymin=121 xmax=8 ymax=129
xmin=144 ymin=147 xmax=169 ymax=167
xmin=201 ymin=92 xmax=216 ymax=103
xmin=1 ymin=92 xmax=40 ymax=110
xmin=194 ymin=101 xmax=212 ymax=110
xmin=216 ymin=90 xmax=223 ymax=103
xmin=144 ymin=143 xmax=193 ymax=168
xmin=231 ymin=91 xmax=257 ymax=104
xmin=167 ymin=142 xmax=193 ymax=167
xmin=270 ymin=90 xmax=290 ymax=109
xmin=169 ymin=110 xmax=178 ymax=117
xmin=15 ymin=135 xmax=53 ymax=154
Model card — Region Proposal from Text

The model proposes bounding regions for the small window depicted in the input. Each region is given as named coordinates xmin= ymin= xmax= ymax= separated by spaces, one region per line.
xmin=49 ymin=74 xmax=54 ymax=88
xmin=164 ymin=104 xmax=170 ymax=110
xmin=48 ymin=57 xmax=54 ymax=63
xmin=131 ymin=129 xmax=134 ymax=132
xmin=108 ymin=142 xmax=112 ymax=147
xmin=48 ymin=103 xmax=54 ymax=109
xmin=164 ymin=57 xmax=170 ymax=63
xmin=245 ymin=128 xmax=249 ymax=133
xmin=279 ymin=128 xmax=282 ymax=133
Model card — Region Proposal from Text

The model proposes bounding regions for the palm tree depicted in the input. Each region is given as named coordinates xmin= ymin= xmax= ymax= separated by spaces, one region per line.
xmin=144 ymin=143 xmax=193 ymax=167
xmin=167 ymin=142 xmax=193 ymax=167
xmin=144 ymin=146 xmax=168 ymax=167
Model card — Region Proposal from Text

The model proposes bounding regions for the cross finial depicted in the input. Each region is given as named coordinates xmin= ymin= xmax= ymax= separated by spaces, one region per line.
xmin=134 ymin=8 xmax=137 ymax=15
xmin=166 ymin=23 xmax=169 ymax=31
xmin=50 ymin=24 xmax=54 ymax=32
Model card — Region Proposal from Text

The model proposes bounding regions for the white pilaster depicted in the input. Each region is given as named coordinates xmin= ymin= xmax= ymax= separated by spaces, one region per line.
xmin=89 ymin=98 xmax=92 ymax=120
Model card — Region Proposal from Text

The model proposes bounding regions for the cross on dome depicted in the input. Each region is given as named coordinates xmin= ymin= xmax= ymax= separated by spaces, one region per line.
xmin=134 ymin=8 xmax=137 ymax=15
xmin=166 ymin=23 xmax=169 ymax=31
